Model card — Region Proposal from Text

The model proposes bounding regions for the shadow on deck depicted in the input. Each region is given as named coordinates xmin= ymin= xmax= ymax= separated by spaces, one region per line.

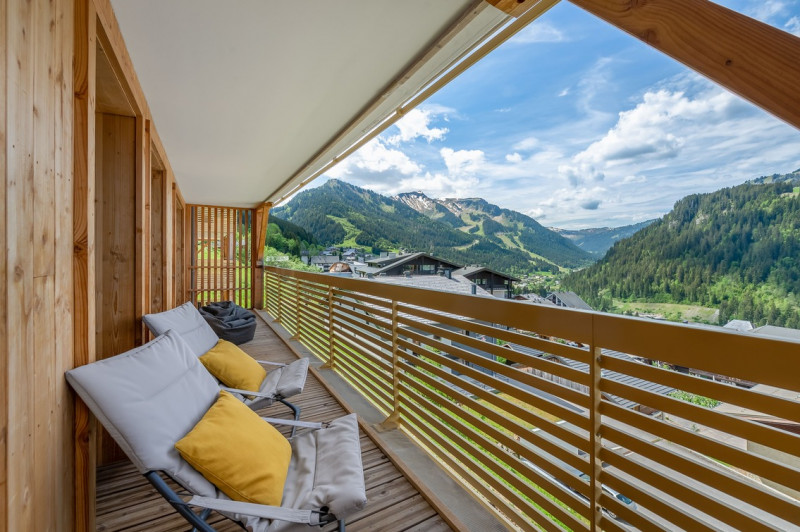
xmin=95 ymin=316 xmax=454 ymax=532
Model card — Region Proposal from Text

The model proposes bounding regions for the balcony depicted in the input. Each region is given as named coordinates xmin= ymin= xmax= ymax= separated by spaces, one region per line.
xmin=255 ymin=266 xmax=800 ymax=531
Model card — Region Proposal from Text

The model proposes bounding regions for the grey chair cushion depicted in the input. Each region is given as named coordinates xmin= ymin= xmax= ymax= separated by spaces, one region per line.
xmin=143 ymin=301 xmax=219 ymax=356
xmin=65 ymin=330 xmax=221 ymax=497
xmin=242 ymin=413 xmax=366 ymax=532
xmin=246 ymin=358 xmax=310 ymax=409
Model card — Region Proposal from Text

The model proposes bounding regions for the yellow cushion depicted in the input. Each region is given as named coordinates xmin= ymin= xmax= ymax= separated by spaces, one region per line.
xmin=199 ymin=339 xmax=266 ymax=392
xmin=175 ymin=390 xmax=292 ymax=506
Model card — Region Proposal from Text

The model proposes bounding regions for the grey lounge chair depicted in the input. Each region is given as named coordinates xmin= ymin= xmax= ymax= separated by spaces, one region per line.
xmin=66 ymin=330 xmax=366 ymax=531
xmin=143 ymin=302 xmax=309 ymax=424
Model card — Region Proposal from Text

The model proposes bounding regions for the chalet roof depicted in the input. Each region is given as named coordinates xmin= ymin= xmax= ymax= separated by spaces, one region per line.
xmin=724 ymin=319 xmax=754 ymax=332
xmin=547 ymin=291 xmax=593 ymax=311
xmin=751 ymin=325 xmax=800 ymax=341
xmin=367 ymin=252 xmax=463 ymax=274
xmin=369 ymin=273 xmax=492 ymax=299
xmin=452 ymin=266 xmax=520 ymax=282
xmin=514 ymin=294 xmax=555 ymax=305
xmin=109 ymin=2 xmax=522 ymax=207
xmin=310 ymin=255 xmax=340 ymax=265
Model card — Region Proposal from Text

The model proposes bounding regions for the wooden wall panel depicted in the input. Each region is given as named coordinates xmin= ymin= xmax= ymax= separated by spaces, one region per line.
xmin=94 ymin=113 xmax=137 ymax=464
xmin=150 ymin=169 xmax=165 ymax=313
xmin=2 ymin=0 xmax=76 ymax=530
xmin=174 ymin=188 xmax=186 ymax=305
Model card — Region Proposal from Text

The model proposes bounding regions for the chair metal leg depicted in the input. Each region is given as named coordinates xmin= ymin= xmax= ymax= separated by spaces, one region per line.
xmin=278 ymin=398 xmax=301 ymax=437
xmin=338 ymin=518 xmax=345 ymax=532
xmin=144 ymin=471 xmax=216 ymax=532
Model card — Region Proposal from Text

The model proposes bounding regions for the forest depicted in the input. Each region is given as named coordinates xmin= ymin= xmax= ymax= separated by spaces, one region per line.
xmin=564 ymin=181 xmax=800 ymax=328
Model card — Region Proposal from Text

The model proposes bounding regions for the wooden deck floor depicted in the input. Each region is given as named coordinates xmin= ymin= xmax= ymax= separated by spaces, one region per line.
xmin=96 ymin=317 xmax=453 ymax=532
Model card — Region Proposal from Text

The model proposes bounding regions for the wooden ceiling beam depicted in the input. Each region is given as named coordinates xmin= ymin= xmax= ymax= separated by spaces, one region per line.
xmin=568 ymin=0 xmax=800 ymax=129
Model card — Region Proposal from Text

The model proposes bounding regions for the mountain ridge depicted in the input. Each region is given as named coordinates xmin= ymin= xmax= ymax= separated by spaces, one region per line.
xmin=272 ymin=179 xmax=594 ymax=275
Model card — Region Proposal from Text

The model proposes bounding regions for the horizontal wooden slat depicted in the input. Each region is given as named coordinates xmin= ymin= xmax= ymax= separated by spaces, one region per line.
xmin=602 ymin=402 xmax=800 ymax=490
xmin=602 ymin=355 xmax=800 ymax=423
xmin=398 ymin=357 xmax=591 ymax=456
xmin=599 ymin=448 xmax=773 ymax=531
xmin=401 ymin=374 xmax=592 ymax=520
xmin=397 ymin=302 xmax=591 ymax=364
xmin=601 ymin=378 xmax=800 ymax=457
xmin=399 ymin=336 xmax=591 ymax=428
xmin=602 ymin=425 xmax=800 ymax=524
xmin=400 ymin=362 xmax=591 ymax=479
xmin=397 ymin=314 xmax=592 ymax=387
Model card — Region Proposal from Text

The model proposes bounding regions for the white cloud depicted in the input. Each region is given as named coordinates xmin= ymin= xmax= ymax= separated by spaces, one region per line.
xmin=512 ymin=137 xmax=539 ymax=151
xmin=441 ymin=147 xmax=486 ymax=176
xmin=510 ymin=21 xmax=567 ymax=44
xmin=786 ymin=15 xmax=800 ymax=35
xmin=572 ymin=88 xmax=748 ymax=169
xmin=386 ymin=108 xmax=449 ymax=144
xmin=526 ymin=207 xmax=546 ymax=219
xmin=744 ymin=0 xmax=788 ymax=22
xmin=326 ymin=138 xmax=421 ymax=179
xmin=505 ymin=152 xmax=523 ymax=163
xmin=395 ymin=172 xmax=480 ymax=198
xmin=558 ymin=88 xmax=570 ymax=97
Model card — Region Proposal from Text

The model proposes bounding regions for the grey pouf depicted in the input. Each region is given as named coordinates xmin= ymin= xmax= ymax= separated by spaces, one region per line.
xmin=199 ymin=301 xmax=257 ymax=345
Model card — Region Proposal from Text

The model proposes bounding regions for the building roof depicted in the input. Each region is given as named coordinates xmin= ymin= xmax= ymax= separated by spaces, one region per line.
xmin=367 ymin=252 xmax=463 ymax=274
xmin=751 ymin=325 xmax=800 ymax=341
xmin=514 ymin=294 xmax=555 ymax=305
xmin=109 ymin=2 xmax=519 ymax=207
xmin=453 ymin=266 xmax=520 ymax=282
xmin=310 ymin=255 xmax=340 ymax=265
xmin=724 ymin=319 xmax=754 ymax=332
xmin=547 ymin=291 xmax=593 ymax=311
xmin=369 ymin=273 xmax=492 ymax=298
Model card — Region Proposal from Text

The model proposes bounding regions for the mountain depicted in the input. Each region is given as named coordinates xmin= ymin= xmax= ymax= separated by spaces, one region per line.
xmin=748 ymin=168 xmax=800 ymax=185
xmin=271 ymin=180 xmax=593 ymax=275
xmin=396 ymin=192 xmax=594 ymax=269
xmin=551 ymin=220 xmax=656 ymax=257
xmin=563 ymin=180 xmax=800 ymax=328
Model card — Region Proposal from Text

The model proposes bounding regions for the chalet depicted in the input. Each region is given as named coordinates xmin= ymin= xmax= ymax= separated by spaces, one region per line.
xmin=3 ymin=0 xmax=800 ymax=530
xmin=546 ymin=291 xmax=593 ymax=310
xmin=359 ymin=251 xmax=462 ymax=277
xmin=309 ymin=255 xmax=340 ymax=270
xmin=453 ymin=266 xmax=519 ymax=299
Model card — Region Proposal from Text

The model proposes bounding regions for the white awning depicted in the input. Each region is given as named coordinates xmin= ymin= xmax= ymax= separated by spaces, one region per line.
xmin=109 ymin=0 xmax=550 ymax=206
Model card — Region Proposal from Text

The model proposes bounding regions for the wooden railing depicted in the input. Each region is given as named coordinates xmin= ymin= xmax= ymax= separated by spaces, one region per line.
xmin=264 ymin=267 xmax=800 ymax=531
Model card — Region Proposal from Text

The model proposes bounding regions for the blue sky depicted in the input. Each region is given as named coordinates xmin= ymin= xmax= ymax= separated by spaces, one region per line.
xmin=317 ymin=0 xmax=800 ymax=229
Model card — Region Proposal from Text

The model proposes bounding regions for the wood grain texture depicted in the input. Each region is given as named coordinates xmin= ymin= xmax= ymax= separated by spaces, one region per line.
xmin=568 ymin=0 xmax=800 ymax=129
xmin=150 ymin=169 xmax=165 ymax=314
xmin=95 ymin=113 xmax=137 ymax=465
xmin=7 ymin=0 xmax=36 ymax=528
xmin=72 ymin=0 xmax=97 ymax=528
xmin=54 ymin=0 xmax=76 ymax=527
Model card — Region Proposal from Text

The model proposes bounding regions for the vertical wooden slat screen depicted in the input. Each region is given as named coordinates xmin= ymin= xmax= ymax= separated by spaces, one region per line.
xmin=187 ymin=205 xmax=255 ymax=307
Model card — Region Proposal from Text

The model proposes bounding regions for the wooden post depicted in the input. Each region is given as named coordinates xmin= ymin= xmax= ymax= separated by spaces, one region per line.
xmin=72 ymin=0 xmax=96 ymax=528
xmin=320 ymin=286 xmax=335 ymax=370
xmin=291 ymin=278 xmax=301 ymax=339
xmin=251 ymin=202 xmax=271 ymax=309
xmin=378 ymin=300 xmax=401 ymax=431
xmin=589 ymin=318 xmax=603 ymax=531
